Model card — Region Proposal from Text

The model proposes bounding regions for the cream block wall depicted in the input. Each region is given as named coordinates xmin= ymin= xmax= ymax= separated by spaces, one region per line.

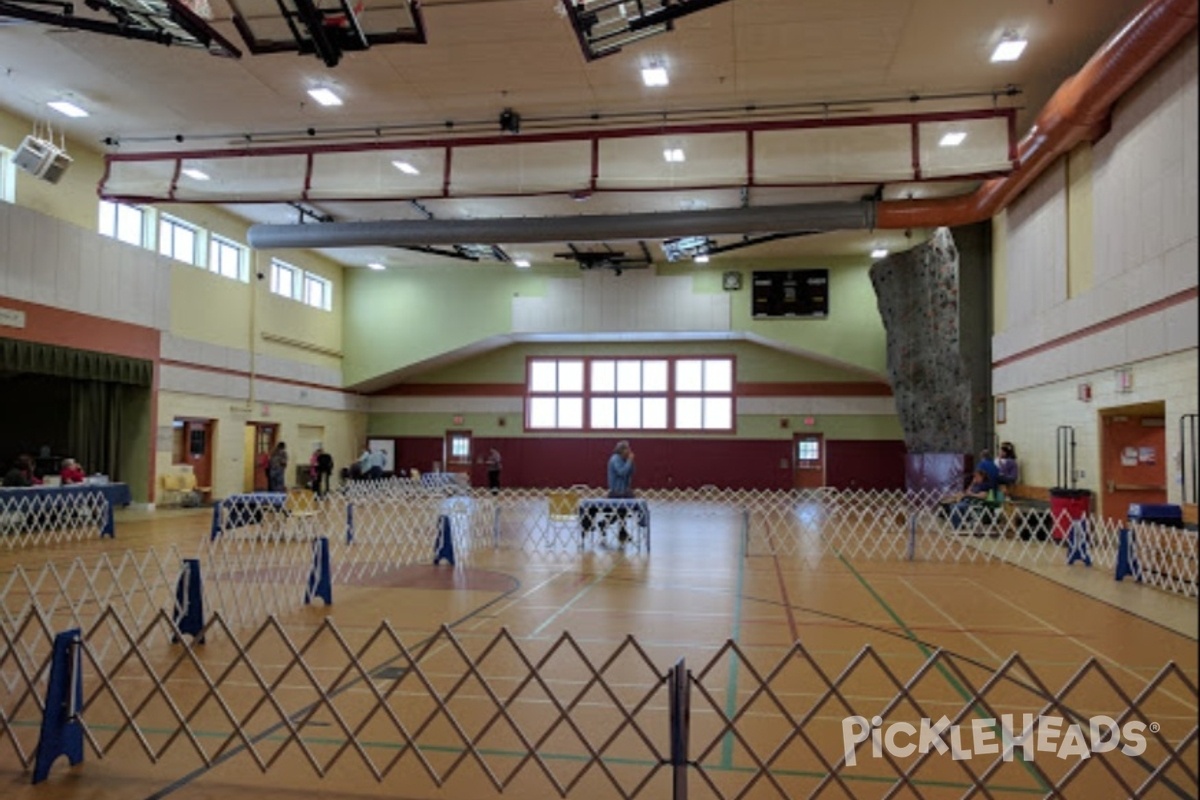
xmin=0 ymin=201 xmax=171 ymax=330
xmin=995 ymin=351 xmax=1198 ymax=506
xmin=156 ymin=391 xmax=367 ymax=500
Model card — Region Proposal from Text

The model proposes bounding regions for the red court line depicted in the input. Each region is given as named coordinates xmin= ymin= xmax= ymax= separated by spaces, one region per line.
xmin=771 ymin=554 xmax=800 ymax=641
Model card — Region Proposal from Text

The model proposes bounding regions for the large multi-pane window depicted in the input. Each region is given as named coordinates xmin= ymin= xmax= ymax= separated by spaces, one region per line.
xmin=271 ymin=258 xmax=333 ymax=311
xmin=99 ymin=200 xmax=150 ymax=246
xmin=209 ymin=235 xmax=247 ymax=281
xmin=526 ymin=356 xmax=734 ymax=431
xmin=158 ymin=215 xmax=199 ymax=264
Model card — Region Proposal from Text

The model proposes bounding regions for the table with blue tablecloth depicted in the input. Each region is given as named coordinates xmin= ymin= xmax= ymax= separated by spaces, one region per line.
xmin=578 ymin=498 xmax=650 ymax=551
xmin=210 ymin=493 xmax=288 ymax=539
xmin=0 ymin=482 xmax=130 ymax=537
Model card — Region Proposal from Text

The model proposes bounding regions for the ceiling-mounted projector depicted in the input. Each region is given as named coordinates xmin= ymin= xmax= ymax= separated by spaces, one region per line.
xmin=11 ymin=134 xmax=73 ymax=184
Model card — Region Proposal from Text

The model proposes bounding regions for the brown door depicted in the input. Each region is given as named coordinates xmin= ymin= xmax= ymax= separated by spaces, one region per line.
xmin=252 ymin=423 xmax=278 ymax=491
xmin=793 ymin=433 xmax=825 ymax=490
xmin=445 ymin=430 xmax=472 ymax=480
xmin=182 ymin=419 xmax=214 ymax=489
xmin=1101 ymin=404 xmax=1167 ymax=520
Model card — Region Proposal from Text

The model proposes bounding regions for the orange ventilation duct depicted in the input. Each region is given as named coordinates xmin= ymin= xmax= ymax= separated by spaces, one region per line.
xmin=876 ymin=0 xmax=1198 ymax=229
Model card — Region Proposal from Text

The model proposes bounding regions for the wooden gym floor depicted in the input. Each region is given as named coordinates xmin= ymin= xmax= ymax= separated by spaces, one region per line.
xmin=1 ymin=504 xmax=1196 ymax=799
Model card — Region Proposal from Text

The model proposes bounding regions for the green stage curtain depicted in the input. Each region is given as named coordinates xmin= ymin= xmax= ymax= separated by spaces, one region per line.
xmin=68 ymin=381 xmax=128 ymax=482
xmin=0 ymin=338 xmax=152 ymax=385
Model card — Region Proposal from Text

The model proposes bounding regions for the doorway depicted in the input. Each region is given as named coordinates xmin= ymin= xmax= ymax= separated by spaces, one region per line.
xmin=1100 ymin=402 xmax=1167 ymax=520
xmin=243 ymin=422 xmax=278 ymax=492
xmin=793 ymin=433 xmax=825 ymax=490
xmin=173 ymin=418 xmax=215 ymax=490
xmin=445 ymin=430 xmax=472 ymax=481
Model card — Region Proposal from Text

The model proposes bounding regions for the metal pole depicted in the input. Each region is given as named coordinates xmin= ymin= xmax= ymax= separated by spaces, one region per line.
xmin=668 ymin=658 xmax=690 ymax=800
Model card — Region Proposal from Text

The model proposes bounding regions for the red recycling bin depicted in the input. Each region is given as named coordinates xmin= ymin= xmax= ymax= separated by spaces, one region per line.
xmin=1050 ymin=488 xmax=1092 ymax=542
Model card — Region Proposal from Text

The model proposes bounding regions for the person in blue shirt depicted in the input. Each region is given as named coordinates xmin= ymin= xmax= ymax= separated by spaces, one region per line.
xmin=607 ymin=440 xmax=635 ymax=498
xmin=976 ymin=448 xmax=1000 ymax=490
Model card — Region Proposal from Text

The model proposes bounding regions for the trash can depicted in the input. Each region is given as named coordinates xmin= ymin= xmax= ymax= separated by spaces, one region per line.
xmin=1128 ymin=503 xmax=1183 ymax=528
xmin=1049 ymin=488 xmax=1092 ymax=542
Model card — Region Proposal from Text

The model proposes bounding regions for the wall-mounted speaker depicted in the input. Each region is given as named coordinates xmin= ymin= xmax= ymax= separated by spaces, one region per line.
xmin=10 ymin=135 xmax=72 ymax=183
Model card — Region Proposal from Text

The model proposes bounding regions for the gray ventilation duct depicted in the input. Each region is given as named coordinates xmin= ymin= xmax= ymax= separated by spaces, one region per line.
xmin=246 ymin=201 xmax=875 ymax=249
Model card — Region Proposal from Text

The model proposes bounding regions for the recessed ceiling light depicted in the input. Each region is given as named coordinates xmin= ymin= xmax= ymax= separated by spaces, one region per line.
xmin=641 ymin=66 xmax=669 ymax=87
xmin=307 ymin=87 xmax=343 ymax=107
xmin=181 ymin=168 xmax=209 ymax=181
xmin=663 ymin=148 xmax=685 ymax=163
xmin=392 ymin=160 xmax=419 ymax=175
xmin=513 ymin=259 xmax=531 ymax=268
xmin=871 ymin=248 xmax=889 ymax=259
xmin=693 ymin=254 xmax=710 ymax=264
xmin=991 ymin=36 xmax=1027 ymax=63
xmin=939 ymin=131 xmax=967 ymax=147
xmin=47 ymin=99 xmax=88 ymax=118
xmin=367 ymin=262 xmax=385 ymax=271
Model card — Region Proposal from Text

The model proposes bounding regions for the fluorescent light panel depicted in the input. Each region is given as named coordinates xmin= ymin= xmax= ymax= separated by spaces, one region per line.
xmin=181 ymin=168 xmax=209 ymax=181
xmin=513 ymin=259 xmax=531 ymax=268
xmin=367 ymin=262 xmax=385 ymax=271
xmin=307 ymin=87 xmax=343 ymax=106
xmin=939 ymin=131 xmax=967 ymax=147
xmin=871 ymin=248 xmax=889 ymax=259
xmin=991 ymin=38 xmax=1027 ymax=62
xmin=392 ymin=160 xmax=419 ymax=175
xmin=663 ymin=148 xmax=685 ymax=163
xmin=641 ymin=66 xmax=669 ymax=87
xmin=693 ymin=254 xmax=710 ymax=264
xmin=48 ymin=100 xmax=88 ymax=118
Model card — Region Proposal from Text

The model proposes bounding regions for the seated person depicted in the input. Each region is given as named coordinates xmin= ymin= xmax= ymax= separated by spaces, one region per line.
xmin=941 ymin=470 xmax=999 ymax=529
xmin=997 ymin=442 xmax=1019 ymax=486
xmin=60 ymin=458 xmax=86 ymax=484
xmin=3 ymin=455 xmax=41 ymax=487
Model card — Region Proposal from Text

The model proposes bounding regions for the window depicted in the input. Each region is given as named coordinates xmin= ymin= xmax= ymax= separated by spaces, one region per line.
xmin=797 ymin=439 xmax=820 ymax=462
xmin=158 ymin=215 xmax=199 ymax=264
xmin=526 ymin=356 xmax=734 ymax=432
xmin=99 ymin=200 xmax=150 ymax=247
xmin=271 ymin=259 xmax=333 ymax=311
xmin=0 ymin=147 xmax=14 ymax=203
xmin=270 ymin=259 xmax=301 ymax=299
xmin=304 ymin=272 xmax=332 ymax=310
xmin=674 ymin=358 xmax=733 ymax=430
xmin=209 ymin=235 xmax=247 ymax=282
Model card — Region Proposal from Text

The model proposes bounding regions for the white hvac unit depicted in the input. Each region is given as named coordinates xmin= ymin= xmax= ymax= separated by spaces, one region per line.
xmin=10 ymin=130 xmax=73 ymax=184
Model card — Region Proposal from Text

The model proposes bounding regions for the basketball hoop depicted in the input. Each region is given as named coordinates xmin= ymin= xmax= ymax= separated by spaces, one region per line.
xmin=322 ymin=0 xmax=364 ymax=28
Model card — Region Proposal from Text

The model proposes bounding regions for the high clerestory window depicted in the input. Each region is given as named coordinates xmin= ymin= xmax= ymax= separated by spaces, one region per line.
xmin=526 ymin=356 xmax=734 ymax=431
xmin=270 ymin=258 xmax=333 ymax=311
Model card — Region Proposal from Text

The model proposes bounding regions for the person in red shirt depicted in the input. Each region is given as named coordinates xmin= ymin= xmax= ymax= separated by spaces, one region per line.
xmin=60 ymin=458 xmax=86 ymax=484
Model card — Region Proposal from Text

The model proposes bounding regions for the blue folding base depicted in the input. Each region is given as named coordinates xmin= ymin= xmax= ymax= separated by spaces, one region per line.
xmin=33 ymin=629 xmax=85 ymax=784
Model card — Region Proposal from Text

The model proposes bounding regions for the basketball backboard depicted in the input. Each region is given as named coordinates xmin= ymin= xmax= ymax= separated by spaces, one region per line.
xmin=224 ymin=0 xmax=426 ymax=67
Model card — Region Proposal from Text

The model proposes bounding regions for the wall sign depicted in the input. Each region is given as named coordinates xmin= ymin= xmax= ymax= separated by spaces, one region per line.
xmin=0 ymin=306 xmax=26 ymax=328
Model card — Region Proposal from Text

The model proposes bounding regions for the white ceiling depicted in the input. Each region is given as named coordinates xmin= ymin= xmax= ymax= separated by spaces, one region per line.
xmin=0 ymin=0 xmax=1151 ymax=271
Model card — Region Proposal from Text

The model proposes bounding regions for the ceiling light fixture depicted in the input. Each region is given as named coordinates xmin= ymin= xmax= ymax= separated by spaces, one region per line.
xmin=307 ymin=87 xmax=343 ymax=107
xmin=663 ymin=148 xmax=685 ymax=163
xmin=47 ymin=99 xmax=88 ymax=118
xmin=181 ymin=168 xmax=210 ymax=181
xmin=392 ymin=160 xmax=419 ymax=175
xmin=641 ymin=65 xmax=669 ymax=87
xmin=871 ymin=248 xmax=889 ymax=259
xmin=938 ymin=131 xmax=967 ymax=147
xmin=513 ymin=259 xmax=531 ymax=268
xmin=367 ymin=262 xmax=386 ymax=271
xmin=693 ymin=254 xmax=709 ymax=264
xmin=990 ymin=33 xmax=1027 ymax=63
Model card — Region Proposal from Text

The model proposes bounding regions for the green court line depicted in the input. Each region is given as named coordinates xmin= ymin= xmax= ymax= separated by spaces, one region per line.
xmin=529 ymin=563 xmax=616 ymax=638
xmin=16 ymin=719 xmax=1043 ymax=793
xmin=720 ymin=521 xmax=748 ymax=768
xmin=836 ymin=553 xmax=1051 ymax=793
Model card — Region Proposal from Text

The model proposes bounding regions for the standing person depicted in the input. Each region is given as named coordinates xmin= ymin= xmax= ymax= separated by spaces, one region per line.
xmin=315 ymin=448 xmax=334 ymax=496
xmin=997 ymin=442 xmax=1019 ymax=487
xmin=606 ymin=440 xmax=636 ymax=543
xmin=268 ymin=442 xmax=289 ymax=492
xmin=486 ymin=448 xmax=502 ymax=493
